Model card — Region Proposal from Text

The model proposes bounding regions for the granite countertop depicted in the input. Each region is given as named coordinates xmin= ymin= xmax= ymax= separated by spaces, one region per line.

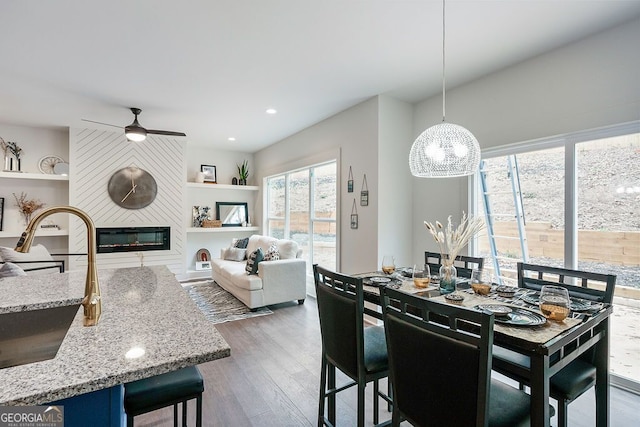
xmin=0 ymin=265 xmax=230 ymax=405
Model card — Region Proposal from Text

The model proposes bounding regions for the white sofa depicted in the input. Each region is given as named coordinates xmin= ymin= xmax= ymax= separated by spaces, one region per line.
xmin=211 ymin=234 xmax=307 ymax=309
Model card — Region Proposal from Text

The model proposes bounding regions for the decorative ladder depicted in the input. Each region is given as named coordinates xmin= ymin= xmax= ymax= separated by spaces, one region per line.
xmin=479 ymin=154 xmax=529 ymax=284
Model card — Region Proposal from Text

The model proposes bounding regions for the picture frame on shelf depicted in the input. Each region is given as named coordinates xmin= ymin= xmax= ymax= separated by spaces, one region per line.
xmin=192 ymin=206 xmax=212 ymax=227
xmin=195 ymin=261 xmax=212 ymax=270
xmin=200 ymin=165 xmax=217 ymax=183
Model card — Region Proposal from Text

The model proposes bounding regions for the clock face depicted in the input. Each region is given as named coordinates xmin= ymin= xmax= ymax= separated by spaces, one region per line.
xmin=108 ymin=166 xmax=157 ymax=209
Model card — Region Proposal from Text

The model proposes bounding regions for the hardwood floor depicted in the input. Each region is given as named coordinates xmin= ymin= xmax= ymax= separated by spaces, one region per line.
xmin=134 ymin=297 xmax=638 ymax=427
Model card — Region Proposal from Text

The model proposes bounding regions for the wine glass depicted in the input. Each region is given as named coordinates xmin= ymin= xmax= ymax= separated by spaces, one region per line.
xmin=470 ymin=268 xmax=492 ymax=295
xmin=381 ymin=255 xmax=395 ymax=275
xmin=412 ymin=264 xmax=431 ymax=288
xmin=539 ymin=285 xmax=571 ymax=321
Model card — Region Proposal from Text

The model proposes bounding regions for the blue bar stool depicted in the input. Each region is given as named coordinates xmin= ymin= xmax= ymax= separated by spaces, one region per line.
xmin=124 ymin=366 xmax=204 ymax=427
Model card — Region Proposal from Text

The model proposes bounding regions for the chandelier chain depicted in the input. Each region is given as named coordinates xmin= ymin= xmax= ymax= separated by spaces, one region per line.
xmin=442 ymin=0 xmax=446 ymax=122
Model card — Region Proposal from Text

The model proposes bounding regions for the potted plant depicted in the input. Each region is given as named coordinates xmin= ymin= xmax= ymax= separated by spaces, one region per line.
xmin=237 ymin=160 xmax=249 ymax=185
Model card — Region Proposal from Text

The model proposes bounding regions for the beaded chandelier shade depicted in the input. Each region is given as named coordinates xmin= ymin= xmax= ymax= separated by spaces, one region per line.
xmin=409 ymin=122 xmax=480 ymax=178
xmin=409 ymin=0 xmax=480 ymax=178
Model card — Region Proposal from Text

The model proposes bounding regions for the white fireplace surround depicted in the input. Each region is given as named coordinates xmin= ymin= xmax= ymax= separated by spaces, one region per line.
xmin=69 ymin=128 xmax=185 ymax=274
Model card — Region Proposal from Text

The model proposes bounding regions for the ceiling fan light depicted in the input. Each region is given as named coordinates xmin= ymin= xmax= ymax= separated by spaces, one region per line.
xmin=125 ymin=124 xmax=147 ymax=142
xmin=409 ymin=122 xmax=480 ymax=178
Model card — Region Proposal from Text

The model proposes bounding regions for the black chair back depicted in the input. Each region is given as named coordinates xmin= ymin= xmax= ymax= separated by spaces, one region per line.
xmin=314 ymin=265 xmax=364 ymax=378
xmin=313 ymin=264 xmax=391 ymax=426
xmin=424 ymin=251 xmax=484 ymax=279
xmin=380 ymin=286 xmax=493 ymax=427
xmin=517 ymin=262 xmax=616 ymax=304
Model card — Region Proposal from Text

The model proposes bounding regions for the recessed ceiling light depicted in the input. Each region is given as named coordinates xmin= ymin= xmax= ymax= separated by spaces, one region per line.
xmin=266 ymin=108 xmax=277 ymax=115
xmin=228 ymin=137 xmax=236 ymax=141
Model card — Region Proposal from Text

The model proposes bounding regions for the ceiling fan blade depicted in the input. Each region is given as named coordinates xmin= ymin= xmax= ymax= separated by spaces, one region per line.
xmin=81 ymin=119 xmax=123 ymax=129
xmin=147 ymin=129 xmax=187 ymax=137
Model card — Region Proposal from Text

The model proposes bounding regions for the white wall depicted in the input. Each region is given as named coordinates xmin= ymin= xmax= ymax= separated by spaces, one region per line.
xmin=186 ymin=147 xmax=254 ymax=186
xmin=411 ymin=17 xmax=640 ymax=263
xmin=254 ymin=97 xmax=380 ymax=274
xmin=377 ymin=96 xmax=414 ymax=268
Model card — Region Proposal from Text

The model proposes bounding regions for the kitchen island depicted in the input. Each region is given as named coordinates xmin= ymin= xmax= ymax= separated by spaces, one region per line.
xmin=0 ymin=265 xmax=230 ymax=423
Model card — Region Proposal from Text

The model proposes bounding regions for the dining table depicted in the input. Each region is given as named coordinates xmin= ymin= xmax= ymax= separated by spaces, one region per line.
xmin=355 ymin=270 xmax=612 ymax=427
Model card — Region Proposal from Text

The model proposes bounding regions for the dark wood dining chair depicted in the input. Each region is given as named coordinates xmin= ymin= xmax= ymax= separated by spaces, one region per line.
xmin=424 ymin=251 xmax=484 ymax=279
xmin=380 ymin=286 xmax=544 ymax=427
xmin=313 ymin=264 xmax=392 ymax=427
xmin=492 ymin=262 xmax=616 ymax=427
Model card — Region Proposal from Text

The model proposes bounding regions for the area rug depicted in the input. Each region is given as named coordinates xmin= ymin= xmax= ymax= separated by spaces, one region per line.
xmin=184 ymin=280 xmax=272 ymax=324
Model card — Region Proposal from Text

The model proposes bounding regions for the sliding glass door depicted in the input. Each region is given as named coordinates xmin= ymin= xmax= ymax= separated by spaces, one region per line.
xmin=266 ymin=161 xmax=337 ymax=278
xmin=475 ymin=123 xmax=640 ymax=387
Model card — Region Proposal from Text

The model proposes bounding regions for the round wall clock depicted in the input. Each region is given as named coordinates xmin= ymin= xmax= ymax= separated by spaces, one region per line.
xmin=108 ymin=166 xmax=157 ymax=209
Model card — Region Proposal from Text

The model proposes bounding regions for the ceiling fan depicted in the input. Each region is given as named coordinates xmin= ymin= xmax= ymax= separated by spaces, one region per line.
xmin=82 ymin=107 xmax=186 ymax=142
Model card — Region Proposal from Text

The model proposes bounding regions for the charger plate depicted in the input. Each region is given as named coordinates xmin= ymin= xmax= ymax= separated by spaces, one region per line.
xmin=363 ymin=275 xmax=402 ymax=288
xmin=521 ymin=292 xmax=592 ymax=312
xmin=476 ymin=304 xmax=546 ymax=326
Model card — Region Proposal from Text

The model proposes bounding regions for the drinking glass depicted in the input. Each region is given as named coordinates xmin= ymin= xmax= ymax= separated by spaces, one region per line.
xmin=381 ymin=255 xmax=395 ymax=275
xmin=470 ymin=268 xmax=492 ymax=295
xmin=539 ymin=285 xmax=571 ymax=321
xmin=412 ymin=264 xmax=431 ymax=288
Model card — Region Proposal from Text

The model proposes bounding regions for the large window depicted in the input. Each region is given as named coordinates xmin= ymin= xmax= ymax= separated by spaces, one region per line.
xmin=475 ymin=123 xmax=640 ymax=387
xmin=266 ymin=161 xmax=337 ymax=275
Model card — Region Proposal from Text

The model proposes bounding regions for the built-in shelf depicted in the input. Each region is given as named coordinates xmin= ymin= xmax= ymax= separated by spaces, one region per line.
xmin=0 ymin=171 xmax=68 ymax=181
xmin=186 ymin=182 xmax=258 ymax=191
xmin=186 ymin=226 xmax=259 ymax=233
xmin=0 ymin=229 xmax=69 ymax=239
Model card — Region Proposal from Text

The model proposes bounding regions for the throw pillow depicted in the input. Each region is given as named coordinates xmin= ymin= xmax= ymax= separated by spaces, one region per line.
xmin=263 ymin=243 xmax=280 ymax=261
xmin=276 ymin=239 xmax=299 ymax=259
xmin=0 ymin=262 xmax=27 ymax=278
xmin=224 ymin=247 xmax=247 ymax=262
xmin=0 ymin=244 xmax=56 ymax=272
xmin=234 ymin=237 xmax=249 ymax=249
xmin=245 ymin=247 xmax=264 ymax=275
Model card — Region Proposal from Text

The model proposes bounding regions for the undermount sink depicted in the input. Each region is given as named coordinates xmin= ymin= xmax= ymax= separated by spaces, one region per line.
xmin=0 ymin=303 xmax=81 ymax=369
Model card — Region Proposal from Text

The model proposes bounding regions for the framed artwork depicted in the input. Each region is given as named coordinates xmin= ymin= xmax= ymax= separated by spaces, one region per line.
xmin=192 ymin=206 xmax=212 ymax=227
xmin=360 ymin=174 xmax=369 ymax=206
xmin=195 ymin=261 xmax=212 ymax=270
xmin=195 ymin=248 xmax=212 ymax=270
xmin=200 ymin=165 xmax=217 ymax=183
xmin=196 ymin=248 xmax=211 ymax=262
xmin=0 ymin=197 xmax=3 ymax=231
xmin=350 ymin=199 xmax=358 ymax=229
xmin=347 ymin=166 xmax=354 ymax=193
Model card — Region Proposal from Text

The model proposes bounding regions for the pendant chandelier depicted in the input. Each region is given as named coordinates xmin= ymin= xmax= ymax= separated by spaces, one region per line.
xmin=409 ymin=0 xmax=480 ymax=178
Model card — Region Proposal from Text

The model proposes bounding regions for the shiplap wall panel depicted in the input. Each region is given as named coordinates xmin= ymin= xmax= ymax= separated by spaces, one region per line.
xmin=69 ymin=128 xmax=185 ymax=275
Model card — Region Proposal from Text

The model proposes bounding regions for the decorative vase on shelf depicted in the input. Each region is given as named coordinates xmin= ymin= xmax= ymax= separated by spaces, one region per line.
xmin=439 ymin=263 xmax=457 ymax=294
xmin=239 ymin=179 xmax=246 ymax=185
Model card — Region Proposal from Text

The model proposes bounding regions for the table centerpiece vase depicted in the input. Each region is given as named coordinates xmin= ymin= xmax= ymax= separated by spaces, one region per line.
xmin=439 ymin=263 xmax=457 ymax=294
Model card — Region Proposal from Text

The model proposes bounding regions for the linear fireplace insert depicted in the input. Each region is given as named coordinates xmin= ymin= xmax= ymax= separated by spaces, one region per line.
xmin=96 ymin=226 xmax=170 ymax=253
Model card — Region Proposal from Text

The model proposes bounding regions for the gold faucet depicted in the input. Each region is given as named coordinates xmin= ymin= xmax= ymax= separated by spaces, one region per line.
xmin=15 ymin=206 xmax=102 ymax=326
